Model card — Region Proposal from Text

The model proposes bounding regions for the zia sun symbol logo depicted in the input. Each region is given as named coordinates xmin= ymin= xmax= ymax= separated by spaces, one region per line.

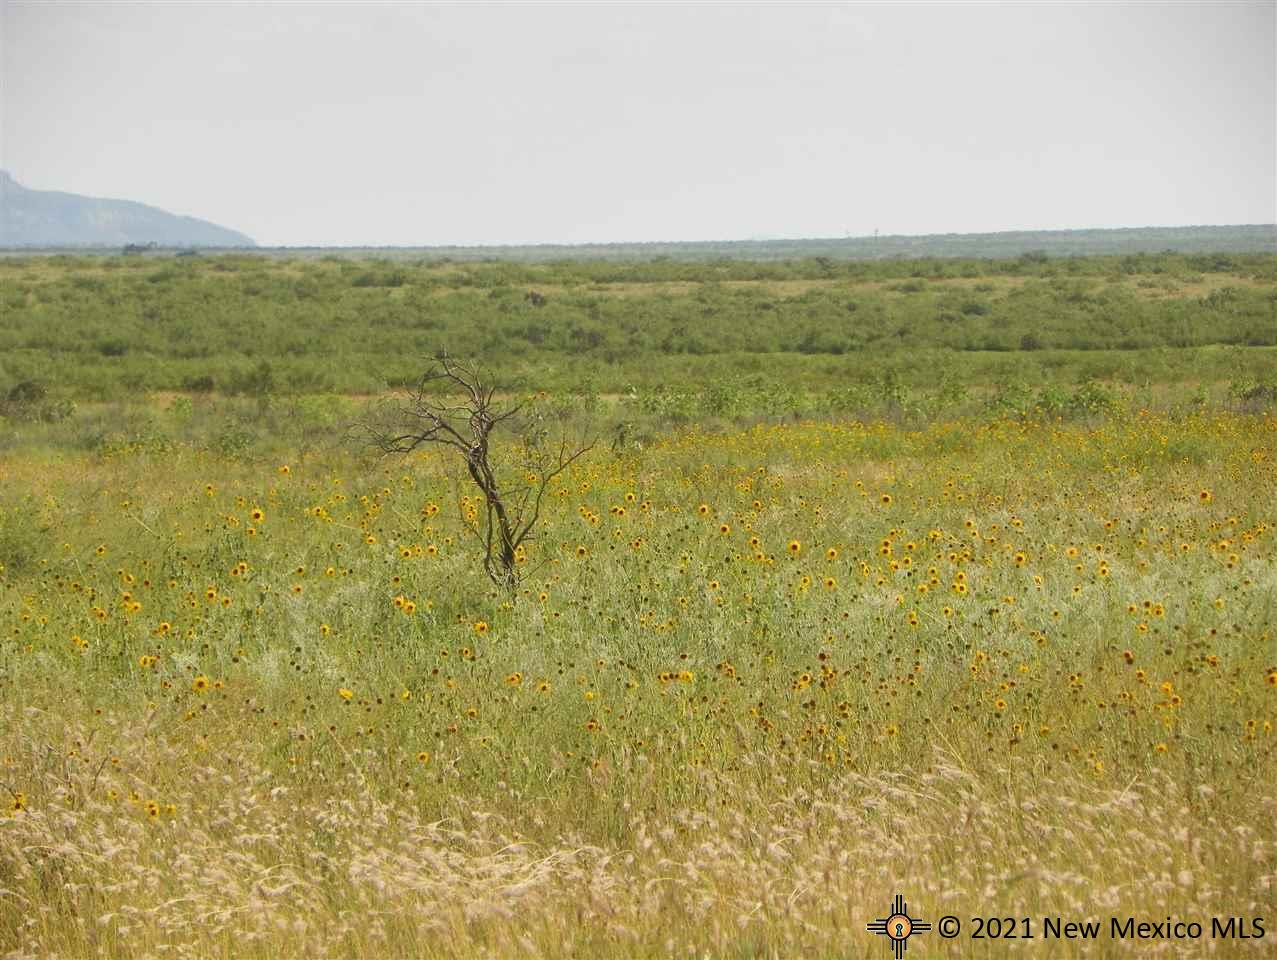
xmin=867 ymin=893 xmax=932 ymax=958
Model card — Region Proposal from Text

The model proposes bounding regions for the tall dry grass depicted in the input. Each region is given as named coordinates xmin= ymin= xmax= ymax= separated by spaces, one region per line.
xmin=3 ymin=703 xmax=1274 ymax=958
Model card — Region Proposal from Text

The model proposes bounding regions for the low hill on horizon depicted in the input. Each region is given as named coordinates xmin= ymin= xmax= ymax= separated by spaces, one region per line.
xmin=0 ymin=171 xmax=254 ymax=248
xmin=1 ymin=173 xmax=1271 ymax=260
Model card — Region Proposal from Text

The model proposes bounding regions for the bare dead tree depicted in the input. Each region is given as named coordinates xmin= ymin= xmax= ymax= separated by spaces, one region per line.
xmin=364 ymin=354 xmax=593 ymax=590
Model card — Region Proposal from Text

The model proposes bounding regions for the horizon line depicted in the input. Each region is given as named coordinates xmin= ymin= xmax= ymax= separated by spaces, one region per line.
xmin=3 ymin=222 xmax=1275 ymax=254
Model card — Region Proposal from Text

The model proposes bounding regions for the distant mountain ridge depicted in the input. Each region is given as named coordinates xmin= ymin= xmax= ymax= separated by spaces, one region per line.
xmin=0 ymin=171 xmax=254 ymax=247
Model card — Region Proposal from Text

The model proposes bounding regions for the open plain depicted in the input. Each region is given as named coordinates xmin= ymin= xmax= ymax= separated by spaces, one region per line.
xmin=1 ymin=251 xmax=1275 ymax=958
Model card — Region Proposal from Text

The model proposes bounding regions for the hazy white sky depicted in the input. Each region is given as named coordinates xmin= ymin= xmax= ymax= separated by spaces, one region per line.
xmin=2 ymin=1 xmax=1273 ymax=246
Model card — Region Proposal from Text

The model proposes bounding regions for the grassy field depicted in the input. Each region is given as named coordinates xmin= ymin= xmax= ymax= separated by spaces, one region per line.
xmin=1 ymin=253 xmax=1275 ymax=957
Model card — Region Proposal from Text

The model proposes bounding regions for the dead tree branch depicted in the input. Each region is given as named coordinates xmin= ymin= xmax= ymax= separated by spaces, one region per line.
xmin=363 ymin=354 xmax=594 ymax=590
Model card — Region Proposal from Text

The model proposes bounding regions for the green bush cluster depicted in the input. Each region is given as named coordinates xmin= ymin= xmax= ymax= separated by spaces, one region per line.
xmin=2 ymin=252 xmax=1274 ymax=401
xmin=982 ymin=379 xmax=1120 ymax=420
